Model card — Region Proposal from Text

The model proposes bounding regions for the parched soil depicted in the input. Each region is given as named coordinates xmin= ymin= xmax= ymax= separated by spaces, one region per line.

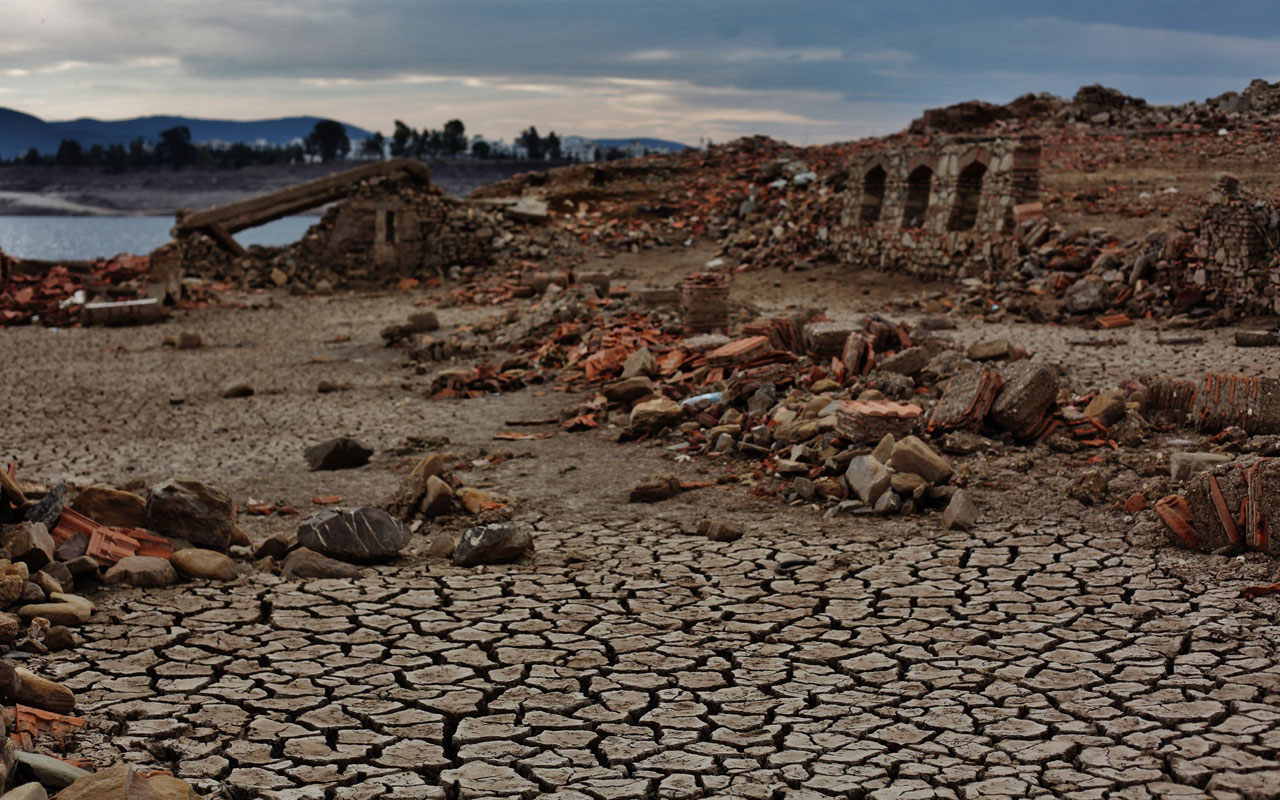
xmin=5 ymin=251 xmax=1280 ymax=799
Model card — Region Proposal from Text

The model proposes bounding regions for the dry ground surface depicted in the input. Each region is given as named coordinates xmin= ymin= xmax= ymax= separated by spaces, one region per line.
xmin=4 ymin=252 xmax=1280 ymax=800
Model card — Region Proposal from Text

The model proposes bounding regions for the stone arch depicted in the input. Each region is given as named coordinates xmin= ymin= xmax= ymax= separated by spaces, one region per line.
xmin=902 ymin=164 xmax=933 ymax=228
xmin=860 ymin=163 xmax=888 ymax=224
xmin=947 ymin=159 xmax=988 ymax=232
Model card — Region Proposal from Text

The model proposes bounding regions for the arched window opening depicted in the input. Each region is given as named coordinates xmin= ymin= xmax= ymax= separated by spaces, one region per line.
xmin=860 ymin=165 xmax=887 ymax=224
xmin=947 ymin=161 xmax=987 ymax=231
xmin=902 ymin=165 xmax=933 ymax=228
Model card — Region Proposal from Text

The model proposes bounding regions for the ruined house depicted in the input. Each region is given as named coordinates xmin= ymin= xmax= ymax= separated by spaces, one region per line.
xmin=834 ymin=135 xmax=1042 ymax=281
xmin=153 ymin=159 xmax=493 ymax=292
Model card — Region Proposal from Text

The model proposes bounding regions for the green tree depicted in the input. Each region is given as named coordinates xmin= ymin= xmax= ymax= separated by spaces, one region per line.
xmin=360 ymin=132 xmax=385 ymax=159
xmin=55 ymin=138 xmax=84 ymax=167
xmin=305 ymin=119 xmax=351 ymax=163
xmin=545 ymin=131 xmax=561 ymax=160
xmin=443 ymin=119 xmax=466 ymax=156
xmin=391 ymin=120 xmax=414 ymax=157
xmin=156 ymin=126 xmax=197 ymax=168
xmin=471 ymin=140 xmax=491 ymax=159
xmin=518 ymin=126 xmax=542 ymax=160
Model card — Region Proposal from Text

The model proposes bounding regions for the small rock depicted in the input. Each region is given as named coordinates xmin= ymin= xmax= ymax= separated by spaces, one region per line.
xmin=54 ymin=531 xmax=89 ymax=562
xmin=628 ymin=474 xmax=682 ymax=503
xmin=18 ymin=593 xmax=92 ymax=626
xmin=871 ymin=434 xmax=895 ymax=464
xmin=845 ymin=455 xmax=891 ymax=505
xmin=426 ymin=531 xmax=459 ymax=558
xmin=457 ymin=487 xmax=496 ymax=515
xmin=874 ymin=491 xmax=901 ymax=515
xmin=44 ymin=626 xmax=76 ymax=651
xmin=220 ymin=380 xmax=254 ymax=398
xmin=0 ymin=779 xmax=47 ymax=799
xmin=453 ymin=523 xmax=534 ymax=567
xmin=1170 ymin=452 xmax=1234 ymax=482
xmin=1068 ymin=469 xmax=1109 ymax=506
xmin=170 ymin=548 xmax=238 ymax=581
xmin=23 ymin=484 xmax=67 ymax=530
xmin=697 ymin=519 xmax=744 ymax=542
xmin=890 ymin=472 xmax=928 ymax=496
xmin=621 ymin=347 xmax=657 ymax=379
xmin=1084 ymin=389 xmax=1128 ymax=427
xmin=254 ymin=531 xmax=297 ymax=561
xmin=103 ymin=556 xmax=177 ymax=588
xmin=304 ymin=437 xmax=373 ymax=470
xmin=282 ymin=547 xmax=361 ymax=579
xmin=18 ymin=582 xmax=42 ymax=604
xmin=14 ymin=751 xmax=87 ymax=789
xmin=69 ymin=486 xmax=147 ymax=528
xmin=967 ymin=339 xmax=1012 ymax=361
xmin=0 ymin=523 xmax=54 ymax=570
xmin=942 ymin=489 xmax=979 ymax=530
xmin=630 ymin=396 xmax=682 ymax=431
xmin=603 ymin=376 xmax=654 ymax=404
xmin=888 ymin=436 xmax=953 ymax=484
xmin=810 ymin=379 xmax=841 ymax=393
xmin=408 ymin=311 xmax=439 ymax=332
xmin=420 ymin=475 xmax=455 ymax=517
xmin=176 ymin=331 xmax=202 ymax=350
xmin=296 ymin=507 xmax=410 ymax=563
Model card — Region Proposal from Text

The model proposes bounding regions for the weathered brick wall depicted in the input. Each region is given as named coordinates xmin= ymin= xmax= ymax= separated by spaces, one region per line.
xmin=1191 ymin=176 xmax=1278 ymax=313
xmin=834 ymin=136 xmax=1040 ymax=281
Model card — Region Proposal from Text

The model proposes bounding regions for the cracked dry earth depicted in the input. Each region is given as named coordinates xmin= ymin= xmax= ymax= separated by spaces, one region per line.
xmin=6 ymin=280 xmax=1280 ymax=799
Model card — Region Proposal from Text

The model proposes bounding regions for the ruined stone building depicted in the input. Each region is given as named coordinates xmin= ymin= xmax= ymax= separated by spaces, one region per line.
xmin=834 ymin=135 xmax=1041 ymax=281
xmin=153 ymin=159 xmax=493 ymax=291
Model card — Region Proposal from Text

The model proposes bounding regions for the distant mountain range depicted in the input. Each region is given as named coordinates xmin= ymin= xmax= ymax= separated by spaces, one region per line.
xmin=0 ymin=108 xmax=374 ymax=158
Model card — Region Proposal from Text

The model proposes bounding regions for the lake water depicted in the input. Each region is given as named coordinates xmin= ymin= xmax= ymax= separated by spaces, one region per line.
xmin=0 ymin=216 xmax=316 ymax=261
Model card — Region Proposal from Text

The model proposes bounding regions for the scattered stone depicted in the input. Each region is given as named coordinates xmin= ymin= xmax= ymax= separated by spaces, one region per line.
xmin=426 ymin=531 xmax=459 ymax=559
xmin=0 ymin=781 xmax=47 ymax=800
xmin=603 ymin=376 xmax=654 ymax=404
xmin=628 ymin=474 xmax=683 ymax=503
xmin=409 ymin=311 xmax=439 ymax=332
xmin=890 ymin=472 xmax=927 ymax=496
xmin=281 ymin=547 xmax=361 ymax=580
xmin=845 ymin=455 xmax=891 ymax=505
xmin=170 ymin=548 xmax=238 ymax=581
xmin=304 ymin=437 xmax=373 ymax=470
xmin=1064 ymin=278 xmax=1107 ymax=312
xmin=457 ymin=487 xmax=497 ymax=514
xmin=23 ymin=484 xmax=66 ymax=531
xmin=43 ymin=626 xmax=75 ymax=651
xmin=967 ymin=339 xmax=1012 ymax=361
xmin=871 ymin=434 xmax=895 ymax=463
xmin=630 ymin=396 xmax=682 ymax=431
xmin=874 ymin=491 xmax=902 ymax=515
xmin=146 ymin=478 xmax=236 ymax=551
xmin=453 ymin=523 xmax=534 ymax=567
xmin=103 ymin=556 xmax=177 ymax=588
xmin=878 ymin=346 xmax=931 ymax=376
xmin=943 ymin=489 xmax=979 ymax=530
xmin=620 ymin=347 xmax=656 ymax=379
xmin=386 ymin=452 xmax=448 ymax=520
xmin=69 ymin=486 xmax=147 ymax=528
xmin=888 ymin=436 xmax=953 ymax=484
xmin=220 ymin=380 xmax=254 ymax=398
xmin=254 ymin=531 xmax=297 ymax=561
xmin=54 ymin=532 xmax=88 ymax=563
xmin=1170 ymin=452 xmax=1234 ymax=482
xmin=296 ymin=507 xmax=410 ymax=564
xmin=697 ymin=519 xmax=744 ymax=542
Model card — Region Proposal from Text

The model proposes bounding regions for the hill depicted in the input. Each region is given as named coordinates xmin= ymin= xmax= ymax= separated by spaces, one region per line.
xmin=593 ymin=137 xmax=690 ymax=153
xmin=0 ymin=108 xmax=373 ymax=158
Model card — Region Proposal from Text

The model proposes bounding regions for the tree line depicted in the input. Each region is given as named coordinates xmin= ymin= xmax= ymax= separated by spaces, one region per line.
xmin=0 ymin=117 xmax=592 ymax=172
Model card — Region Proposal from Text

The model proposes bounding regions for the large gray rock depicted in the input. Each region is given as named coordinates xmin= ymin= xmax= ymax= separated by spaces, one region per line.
xmin=453 ymin=523 xmax=534 ymax=567
xmin=305 ymin=437 xmax=373 ymax=471
xmin=845 ymin=456 xmax=891 ymax=505
xmin=0 ymin=523 xmax=54 ymax=570
xmin=296 ymin=507 xmax=410 ymax=564
xmin=146 ymin=478 xmax=236 ymax=551
xmin=988 ymin=362 xmax=1059 ymax=434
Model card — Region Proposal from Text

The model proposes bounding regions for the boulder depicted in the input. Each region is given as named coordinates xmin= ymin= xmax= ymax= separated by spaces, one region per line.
xmin=282 ymin=547 xmax=362 ymax=580
xmin=146 ymin=478 xmax=236 ymax=551
xmin=942 ymin=490 xmax=979 ymax=530
xmin=453 ymin=523 xmax=534 ymax=567
xmin=69 ymin=486 xmax=147 ymax=528
xmin=845 ymin=456 xmax=891 ymax=505
xmin=888 ymin=436 xmax=953 ymax=484
xmin=305 ymin=437 xmax=373 ymax=471
xmin=630 ymin=396 xmax=682 ymax=431
xmin=0 ymin=523 xmax=54 ymax=570
xmin=103 ymin=557 xmax=177 ymax=589
xmin=170 ymin=548 xmax=238 ymax=581
xmin=296 ymin=507 xmax=410 ymax=564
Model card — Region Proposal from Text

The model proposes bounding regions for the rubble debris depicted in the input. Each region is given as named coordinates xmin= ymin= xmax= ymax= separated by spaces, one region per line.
xmin=304 ymin=437 xmax=373 ymax=471
xmin=988 ymin=363 xmax=1059 ymax=435
xmin=680 ymin=273 xmax=730 ymax=334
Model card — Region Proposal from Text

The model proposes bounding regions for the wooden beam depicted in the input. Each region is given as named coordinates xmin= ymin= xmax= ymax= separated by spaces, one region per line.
xmin=201 ymin=223 xmax=247 ymax=258
xmin=176 ymin=158 xmax=432 ymax=236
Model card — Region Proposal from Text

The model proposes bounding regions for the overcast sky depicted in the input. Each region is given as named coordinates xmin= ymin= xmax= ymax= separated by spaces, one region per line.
xmin=2 ymin=1 xmax=1279 ymax=145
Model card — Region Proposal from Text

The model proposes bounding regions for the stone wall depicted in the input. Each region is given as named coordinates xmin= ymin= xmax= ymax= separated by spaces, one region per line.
xmin=834 ymin=136 xmax=1041 ymax=281
xmin=1192 ymin=175 xmax=1278 ymax=313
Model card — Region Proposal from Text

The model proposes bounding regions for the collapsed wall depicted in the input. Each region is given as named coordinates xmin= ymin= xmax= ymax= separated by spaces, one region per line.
xmin=1191 ymin=175 xmax=1278 ymax=314
xmin=833 ymin=135 xmax=1041 ymax=281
